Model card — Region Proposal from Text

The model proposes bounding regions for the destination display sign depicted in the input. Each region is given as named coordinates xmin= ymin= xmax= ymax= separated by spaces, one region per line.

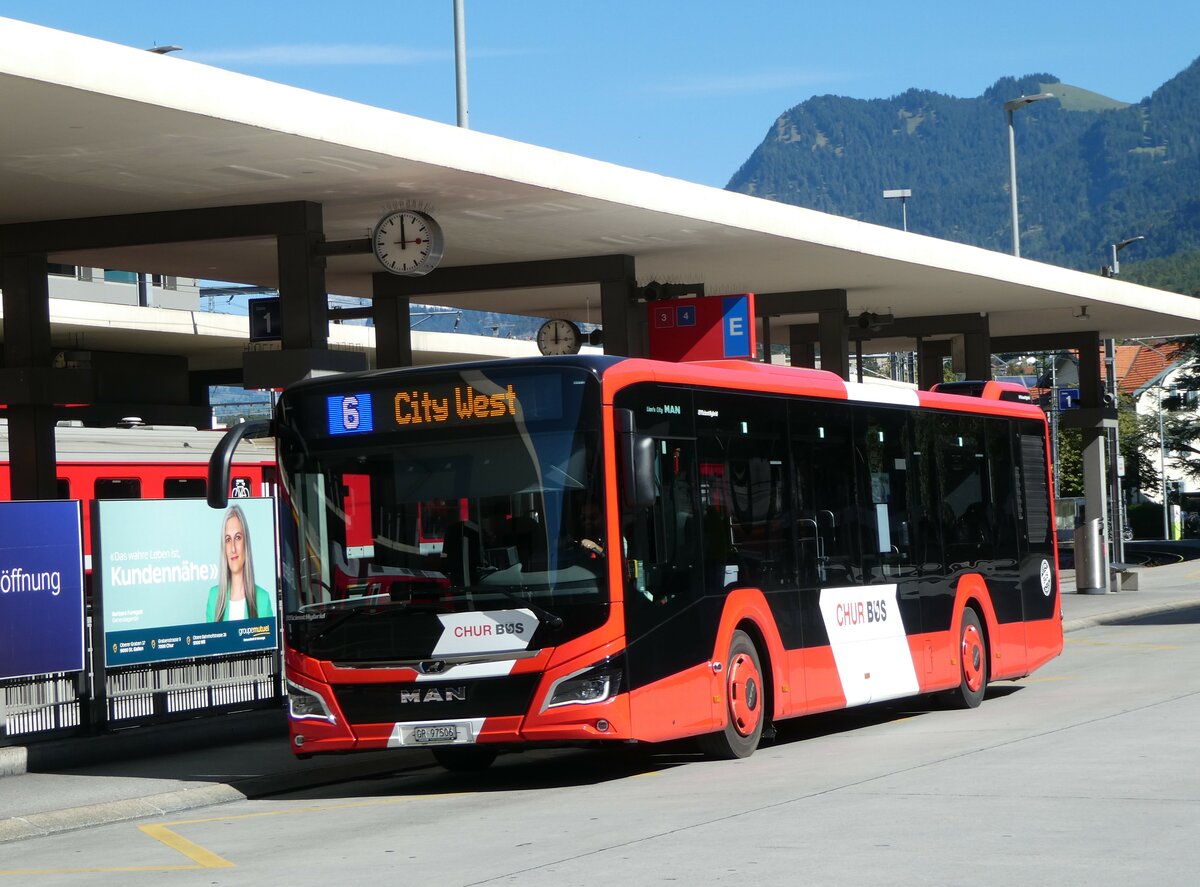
xmin=323 ymin=374 xmax=566 ymax=438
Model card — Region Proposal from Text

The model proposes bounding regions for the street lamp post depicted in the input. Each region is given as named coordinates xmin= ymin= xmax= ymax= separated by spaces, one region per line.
xmin=1100 ymin=236 xmax=1144 ymax=559
xmin=1004 ymin=93 xmax=1054 ymax=258
xmin=454 ymin=0 xmax=469 ymax=128
xmin=1104 ymin=235 xmax=1146 ymax=277
xmin=882 ymin=189 xmax=912 ymax=232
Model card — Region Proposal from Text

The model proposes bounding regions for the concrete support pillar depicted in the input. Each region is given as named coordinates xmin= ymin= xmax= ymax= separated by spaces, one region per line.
xmin=0 ymin=252 xmax=59 ymax=499
xmin=372 ymin=292 xmax=413 ymax=369
xmin=788 ymin=333 xmax=816 ymax=368
xmin=276 ymin=203 xmax=328 ymax=351
xmin=1077 ymin=334 xmax=1110 ymax=593
xmin=760 ymin=316 xmax=773 ymax=362
xmin=965 ymin=326 xmax=992 ymax=381
xmin=818 ymin=306 xmax=849 ymax=380
xmin=599 ymin=259 xmax=640 ymax=357
xmin=917 ymin=339 xmax=951 ymax=389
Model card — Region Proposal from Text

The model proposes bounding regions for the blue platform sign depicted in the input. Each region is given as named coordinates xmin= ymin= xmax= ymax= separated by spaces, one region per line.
xmin=1057 ymin=387 xmax=1080 ymax=411
xmin=248 ymin=297 xmax=282 ymax=342
xmin=0 ymin=501 xmax=86 ymax=680
xmin=720 ymin=295 xmax=753 ymax=359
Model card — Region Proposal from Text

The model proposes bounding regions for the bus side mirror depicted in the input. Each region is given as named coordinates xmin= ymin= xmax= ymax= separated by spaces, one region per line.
xmin=616 ymin=409 xmax=656 ymax=509
xmin=208 ymin=420 xmax=272 ymax=508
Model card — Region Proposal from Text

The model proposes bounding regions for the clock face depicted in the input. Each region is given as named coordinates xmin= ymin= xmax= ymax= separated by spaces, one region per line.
xmin=536 ymin=318 xmax=582 ymax=356
xmin=373 ymin=210 xmax=445 ymax=276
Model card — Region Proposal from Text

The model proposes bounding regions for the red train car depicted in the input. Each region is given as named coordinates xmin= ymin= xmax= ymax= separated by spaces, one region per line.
xmin=0 ymin=420 xmax=275 ymax=566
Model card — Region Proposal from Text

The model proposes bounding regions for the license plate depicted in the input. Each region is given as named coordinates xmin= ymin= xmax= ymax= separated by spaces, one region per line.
xmin=409 ymin=723 xmax=469 ymax=744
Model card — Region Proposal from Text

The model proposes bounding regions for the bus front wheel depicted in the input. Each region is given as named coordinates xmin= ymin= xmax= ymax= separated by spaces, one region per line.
xmin=698 ymin=630 xmax=765 ymax=760
xmin=943 ymin=608 xmax=988 ymax=710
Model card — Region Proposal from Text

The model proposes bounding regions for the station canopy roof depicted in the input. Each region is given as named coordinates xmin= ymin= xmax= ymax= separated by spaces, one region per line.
xmin=3 ymin=15 xmax=1199 ymax=356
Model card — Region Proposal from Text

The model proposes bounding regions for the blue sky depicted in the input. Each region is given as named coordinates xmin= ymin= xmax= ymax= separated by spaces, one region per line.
xmin=5 ymin=2 xmax=1199 ymax=187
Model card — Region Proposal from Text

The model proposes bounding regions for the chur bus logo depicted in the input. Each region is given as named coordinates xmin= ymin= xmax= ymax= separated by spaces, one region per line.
xmin=399 ymin=686 xmax=466 ymax=703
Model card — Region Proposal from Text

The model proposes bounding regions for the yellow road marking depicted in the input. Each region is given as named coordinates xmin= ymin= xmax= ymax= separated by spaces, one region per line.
xmin=139 ymin=824 xmax=235 ymax=868
xmin=0 ymin=826 xmax=231 ymax=876
xmin=0 ymin=793 xmax=471 ymax=876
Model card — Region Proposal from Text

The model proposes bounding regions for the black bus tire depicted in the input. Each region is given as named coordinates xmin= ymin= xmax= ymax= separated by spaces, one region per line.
xmin=698 ymin=630 xmax=766 ymax=760
xmin=943 ymin=608 xmax=987 ymax=710
xmin=432 ymin=745 xmax=498 ymax=772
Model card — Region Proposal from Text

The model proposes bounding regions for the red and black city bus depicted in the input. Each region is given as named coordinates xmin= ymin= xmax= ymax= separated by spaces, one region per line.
xmin=212 ymin=355 xmax=1062 ymax=769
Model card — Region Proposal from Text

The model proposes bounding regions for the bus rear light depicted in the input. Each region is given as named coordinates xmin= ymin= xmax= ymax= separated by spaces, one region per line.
xmin=287 ymin=679 xmax=336 ymax=723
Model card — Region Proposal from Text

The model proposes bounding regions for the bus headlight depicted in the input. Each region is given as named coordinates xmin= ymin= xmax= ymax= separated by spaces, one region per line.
xmin=544 ymin=660 xmax=624 ymax=710
xmin=287 ymin=679 xmax=335 ymax=723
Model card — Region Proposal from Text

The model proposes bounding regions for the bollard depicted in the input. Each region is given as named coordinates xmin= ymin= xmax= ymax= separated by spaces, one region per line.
xmin=1075 ymin=517 xmax=1108 ymax=594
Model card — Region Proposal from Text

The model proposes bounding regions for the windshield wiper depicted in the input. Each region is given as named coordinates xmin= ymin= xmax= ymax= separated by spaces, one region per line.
xmin=460 ymin=585 xmax=564 ymax=630
xmin=302 ymin=601 xmax=443 ymax=643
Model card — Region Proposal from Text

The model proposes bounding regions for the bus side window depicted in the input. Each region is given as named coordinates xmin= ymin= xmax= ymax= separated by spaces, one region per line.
xmin=790 ymin=401 xmax=859 ymax=586
xmin=936 ymin=415 xmax=994 ymax=568
xmin=855 ymin=408 xmax=915 ymax=583
xmin=695 ymin=391 xmax=792 ymax=591
xmin=624 ymin=438 xmax=702 ymax=609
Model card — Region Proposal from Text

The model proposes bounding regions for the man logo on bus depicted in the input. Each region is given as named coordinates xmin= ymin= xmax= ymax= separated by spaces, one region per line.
xmin=231 ymin=478 xmax=250 ymax=499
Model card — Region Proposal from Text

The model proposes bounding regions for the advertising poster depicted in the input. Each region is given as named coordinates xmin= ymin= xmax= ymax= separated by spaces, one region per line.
xmin=96 ymin=498 xmax=277 ymax=667
xmin=0 ymin=500 xmax=86 ymax=680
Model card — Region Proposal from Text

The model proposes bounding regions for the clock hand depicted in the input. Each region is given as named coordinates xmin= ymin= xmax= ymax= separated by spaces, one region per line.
xmin=399 ymin=215 xmax=407 ymax=250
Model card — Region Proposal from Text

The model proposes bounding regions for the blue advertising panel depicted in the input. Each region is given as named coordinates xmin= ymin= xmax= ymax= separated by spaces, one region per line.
xmin=0 ymin=501 xmax=85 ymax=680
xmin=95 ymin=498 xmax=277 ymax=667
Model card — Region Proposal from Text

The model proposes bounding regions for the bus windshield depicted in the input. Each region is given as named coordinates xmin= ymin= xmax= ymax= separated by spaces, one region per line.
xmin=276 ymin=365 xmax=608 ymax=661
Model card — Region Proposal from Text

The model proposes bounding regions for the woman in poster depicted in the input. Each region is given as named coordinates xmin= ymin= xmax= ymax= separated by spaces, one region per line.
xmin=207 ymin=504 xmax=273 ymax=622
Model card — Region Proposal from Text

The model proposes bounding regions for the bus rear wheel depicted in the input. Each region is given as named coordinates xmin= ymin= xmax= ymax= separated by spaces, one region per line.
xmin=431 ymin=745 xmax=498 ymax=772
xmin=943 ymin=608 xmax=987 ymax=710
xmin=698 ymin=630 xmax=765 ymax=760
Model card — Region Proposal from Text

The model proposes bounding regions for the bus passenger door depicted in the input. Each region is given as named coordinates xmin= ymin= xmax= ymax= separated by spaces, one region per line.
xmin=622 ymin=436 xmax=714 ymax=740
xmin=790 ymin=401 xmax=861 ymax=712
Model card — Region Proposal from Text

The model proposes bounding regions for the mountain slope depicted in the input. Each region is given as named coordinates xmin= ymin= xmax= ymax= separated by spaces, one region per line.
xmin=726 ymin=62 xmax=1200 ymax=274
